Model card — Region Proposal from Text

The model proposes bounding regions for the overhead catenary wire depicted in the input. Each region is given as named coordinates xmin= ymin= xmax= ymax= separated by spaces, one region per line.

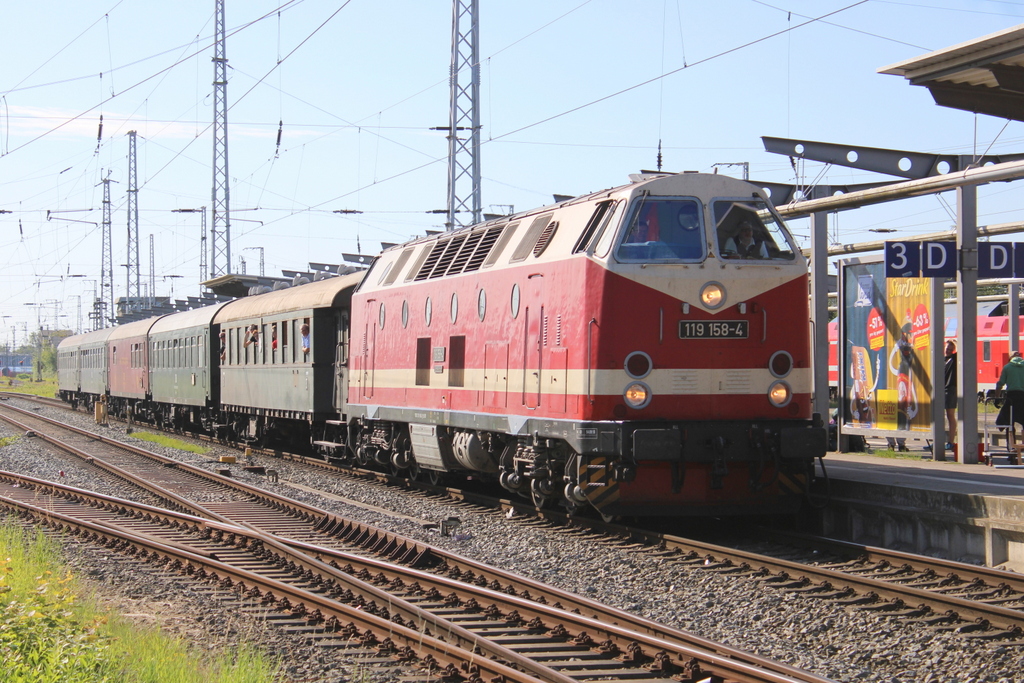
xmin=0 ymin=1 xmax=303 ymax=160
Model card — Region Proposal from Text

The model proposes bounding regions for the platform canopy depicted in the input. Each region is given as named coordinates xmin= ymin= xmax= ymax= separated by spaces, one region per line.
xmin=879 ymin=24 xmax=1024 ymax=122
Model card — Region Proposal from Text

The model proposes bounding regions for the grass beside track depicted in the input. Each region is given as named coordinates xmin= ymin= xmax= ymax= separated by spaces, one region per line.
xmin=0 ymin=521 xmax=281 ymax=683
xmin=128 ymin=430 xmax=211 ymax=455
xmin=1 ymin=373 xmax=57 ymax=398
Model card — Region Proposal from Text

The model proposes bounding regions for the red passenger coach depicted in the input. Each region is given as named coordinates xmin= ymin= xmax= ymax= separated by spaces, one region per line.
xmin=106 ymin=317 xmax=157 ymax=417
xmin=348 ymin=171 xmax=826 ymax=518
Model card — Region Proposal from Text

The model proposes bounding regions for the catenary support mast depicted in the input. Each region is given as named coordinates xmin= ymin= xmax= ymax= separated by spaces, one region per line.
xmin=98 ymin=173 xmax=115 ymax=327
xmin=444 ymin=0 xmax=481 ymax=230
xmin=211 ymin=0 xmax=231 ymax=274
xmin=126 ymin=130 xmax=140 ymax=312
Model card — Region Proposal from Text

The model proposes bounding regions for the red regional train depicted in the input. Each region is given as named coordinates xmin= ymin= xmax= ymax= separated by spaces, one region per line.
xmin=58 ymin=171 xmax=826 ymax=519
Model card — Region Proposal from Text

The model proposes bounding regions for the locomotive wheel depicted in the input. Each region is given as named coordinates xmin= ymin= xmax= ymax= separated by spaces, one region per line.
xmin=530 ymin=479 xmax=553 ymax=509
xmin=407 ymin=460 xmax=422 ymax=481
xmin=427 ymin=470 xmax=445 ymax=487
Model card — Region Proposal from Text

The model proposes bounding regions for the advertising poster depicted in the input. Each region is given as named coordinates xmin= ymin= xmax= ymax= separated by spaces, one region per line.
xmin=841 ymin=259 xmax=935 ymax=434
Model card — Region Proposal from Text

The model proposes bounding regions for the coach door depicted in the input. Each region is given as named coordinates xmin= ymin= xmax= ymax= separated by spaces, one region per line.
xmin=335 ymin=312 xmax=350 ymax=414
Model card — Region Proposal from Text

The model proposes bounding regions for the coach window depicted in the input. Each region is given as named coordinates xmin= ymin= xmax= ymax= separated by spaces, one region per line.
xmin=984 ymin=341 xmax=991 ymax=363
xmin=281 ymin=322 xmax=289 ymax=363
xmin=416 ymin=338 xmax=431 ymax=386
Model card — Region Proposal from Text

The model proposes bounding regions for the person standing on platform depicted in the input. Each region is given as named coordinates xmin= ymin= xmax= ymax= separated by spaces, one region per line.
xmin=944 ymin=341 xmax=958 ymax=451
xmin=996 ymin=350 xmax=1024 ymax=434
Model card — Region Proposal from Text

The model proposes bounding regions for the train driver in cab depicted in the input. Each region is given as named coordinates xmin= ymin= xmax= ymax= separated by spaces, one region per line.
xmin=722 ymin=220 xmax=769 ymax=259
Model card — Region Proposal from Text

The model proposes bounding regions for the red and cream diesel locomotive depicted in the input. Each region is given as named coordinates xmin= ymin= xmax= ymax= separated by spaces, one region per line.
xmin=346 ymin=171 xmax=826 ymax=517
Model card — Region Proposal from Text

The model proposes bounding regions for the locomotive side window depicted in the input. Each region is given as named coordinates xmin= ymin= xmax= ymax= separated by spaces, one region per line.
xmin=593 ymin=200 xmax=623 ymax=258
xmin=573 ymin=200 xmax=614 ymax=253
xmin=616 ymin=198 xmax=705 ymax=262
xmin=713 ymin=199 xmax=796 ymax=261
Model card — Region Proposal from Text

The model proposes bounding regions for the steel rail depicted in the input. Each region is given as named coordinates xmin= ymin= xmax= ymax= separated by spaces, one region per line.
xmin=0 ymin=471 xmax=823 ymax=683
xmin=0 ymin=480 xmax=559 ymax=683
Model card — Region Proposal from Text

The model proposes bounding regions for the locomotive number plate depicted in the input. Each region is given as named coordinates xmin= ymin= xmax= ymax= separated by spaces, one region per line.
xmin=678 ymin=320 xmax=748 ymax=339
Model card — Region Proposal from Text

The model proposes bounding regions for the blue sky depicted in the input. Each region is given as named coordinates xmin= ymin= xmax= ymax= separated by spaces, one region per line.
xmin=2 ymin=0 xmax=1024 ymax=342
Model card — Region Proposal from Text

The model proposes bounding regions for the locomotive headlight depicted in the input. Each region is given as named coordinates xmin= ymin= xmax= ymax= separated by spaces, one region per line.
xmin=624 ymin=381 xmax=652 ymax=409
xmin=700 ymin=282 xmax=725 ymax=309
xmin=768 ymin=381 xmax=792 ymax=407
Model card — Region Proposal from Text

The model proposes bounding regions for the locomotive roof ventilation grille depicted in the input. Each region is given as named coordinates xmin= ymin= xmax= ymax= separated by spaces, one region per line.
xmin=532 ymin=220 xmax=559 ymax=257
xmin=414 ymin=224 xmax=506 ymax=281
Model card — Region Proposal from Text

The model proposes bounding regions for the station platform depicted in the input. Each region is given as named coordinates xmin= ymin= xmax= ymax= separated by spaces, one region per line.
xmin=816 ymin=439 xmax=1024 ymax=570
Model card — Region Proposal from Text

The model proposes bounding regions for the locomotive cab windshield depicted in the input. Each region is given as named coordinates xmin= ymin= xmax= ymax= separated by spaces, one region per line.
xmin=615 ymin=197 xmax=706 ymax=262
xmin=714 ymin=199 xmax=796 ymax=261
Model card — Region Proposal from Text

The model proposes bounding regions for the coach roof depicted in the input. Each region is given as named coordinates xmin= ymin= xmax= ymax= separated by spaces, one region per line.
xmin=57 ymin=326 xmax=117 ymax=349
xmin=150 ymin=301 xmax=231 ymax=334
xmin=214 ymin=271 xmax=364 ymax=324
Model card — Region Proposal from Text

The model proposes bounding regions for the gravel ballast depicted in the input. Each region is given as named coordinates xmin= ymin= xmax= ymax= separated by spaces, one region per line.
xmin=0 ymin=397 xmax=1019 ymax=683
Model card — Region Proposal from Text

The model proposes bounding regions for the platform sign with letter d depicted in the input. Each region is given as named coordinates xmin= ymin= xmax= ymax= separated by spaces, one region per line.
xmin=979 ymin=242 xmax=1015 ymax=279
xmin=920 ymin=241 xmax=956 ymax=278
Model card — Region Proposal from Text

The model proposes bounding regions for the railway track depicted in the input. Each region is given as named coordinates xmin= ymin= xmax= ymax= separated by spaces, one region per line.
xmin=9 ymin=393 xmax=1024 ymax=644
xmin=0 ymin=399 xmax=831 ymax=683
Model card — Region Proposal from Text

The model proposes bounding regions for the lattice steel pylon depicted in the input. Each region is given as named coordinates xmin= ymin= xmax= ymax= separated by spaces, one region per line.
xmin=97 ymin=173 xmax=116 ymax=327
xmin=211 ymin=0 xmax=231 ymax=275
xmin=445 ymin=0 xmax=481 ymax=230
xmin=126 ymin=130 xmax=140 ymax=310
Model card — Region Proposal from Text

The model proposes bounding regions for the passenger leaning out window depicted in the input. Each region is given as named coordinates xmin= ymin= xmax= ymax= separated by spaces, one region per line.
xmin=243 ymin=324 xmax=259 ymax=348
